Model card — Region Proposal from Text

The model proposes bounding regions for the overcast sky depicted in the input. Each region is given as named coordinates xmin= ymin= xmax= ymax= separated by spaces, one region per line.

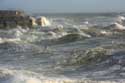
xmin=0 ymin=0 xmax=125 ymax=13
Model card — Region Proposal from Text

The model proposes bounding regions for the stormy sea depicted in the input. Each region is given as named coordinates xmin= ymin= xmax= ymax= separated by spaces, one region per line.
xmin=0 ymin=13 xmax=125 ymax=83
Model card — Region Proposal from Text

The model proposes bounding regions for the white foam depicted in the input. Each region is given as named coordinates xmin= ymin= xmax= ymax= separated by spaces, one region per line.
xmin=0 ymin=38 xmax=21 ymax=44
xmin=114 ymin=22 xmax=125 ymax=30
xmin=8 ymin=26 xmax=29 ymax=38
xmin=71 ymin=28 xmax=91 ymax=38
xmin=100 ymin=30 xmax=112 ymax=36
xmin=36 ymin=16 xmax=51 ymax=27
xmin=117 ymin=16 xmax=125 ymax=21
xmin=116 ymin=15 xmax=125 ymax=24
xmin=25 ymin=78 xmax=42 ymax=83
xmin=0 ymin=68 xmax=123 ymax=83
xmin=83 ymin=21 xmax=89 ymax=25
xmin=79 ymin=32 xmax=91 ymax=38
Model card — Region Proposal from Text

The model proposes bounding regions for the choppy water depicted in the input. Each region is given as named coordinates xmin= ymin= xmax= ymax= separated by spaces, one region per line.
xmin=0 ymin=13 xmax=125 ymax=83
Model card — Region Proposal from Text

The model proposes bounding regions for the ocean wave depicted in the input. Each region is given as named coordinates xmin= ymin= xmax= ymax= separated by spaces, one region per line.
xmin=0 ymin=14 xmax=125 ymax=82
xmin=54 ymin=33 xmax=90 ymax=44
xmin=60 ymin=43 xmax=125 ymax=70
xmin=36 ymin=16 xmax=51 ymax=27
xmin=0 ymin=38 xmax=21 ymax=44
xmin=62 ymin=47 xmax=109 ymax=66
xmin=0 ymin=68 xmax=122 ymax=83
xmin=0 ymin=68 xmax=42 ymax=83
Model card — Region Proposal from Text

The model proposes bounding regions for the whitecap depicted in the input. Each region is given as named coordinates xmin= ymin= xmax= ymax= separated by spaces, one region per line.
xmin=113 ymin=22 xmax=125 ymax=30
xmin=0 ymin=68 xmax=122 ymax=83
xmin=100 ymin=30 xmax=112 ymax=36
xmin=0 ymin=38 xmax=21 ymax=44
xmin=36 ymin=16 xmax=51 ymax=27
xmin=116 ymin=15 xmax=125 ymax=24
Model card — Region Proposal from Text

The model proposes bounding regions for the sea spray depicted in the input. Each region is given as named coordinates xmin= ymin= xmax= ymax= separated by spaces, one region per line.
xmin=0 ymin=13 xmax=125 ymax=82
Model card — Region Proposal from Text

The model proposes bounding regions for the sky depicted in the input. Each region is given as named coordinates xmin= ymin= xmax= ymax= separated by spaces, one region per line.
xmin=0 ymin=0 xmax=125 ymax=13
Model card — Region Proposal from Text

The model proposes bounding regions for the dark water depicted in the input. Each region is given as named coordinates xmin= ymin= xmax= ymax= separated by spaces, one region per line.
xmin=0 ymin=13 xmax=125 ymax=83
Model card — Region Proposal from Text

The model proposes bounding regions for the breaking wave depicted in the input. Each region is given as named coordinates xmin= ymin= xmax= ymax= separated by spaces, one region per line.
xmin=0 ymin=68 xmax=123 ymax=83
xmin=0 ymin=14 xmax=125 ymax=83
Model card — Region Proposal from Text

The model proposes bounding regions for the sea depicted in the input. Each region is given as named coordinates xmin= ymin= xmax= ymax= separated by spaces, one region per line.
xmin=0 ymin=13 xmax=125 ymax=83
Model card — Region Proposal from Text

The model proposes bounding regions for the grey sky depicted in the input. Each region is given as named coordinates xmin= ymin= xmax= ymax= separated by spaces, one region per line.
xmin=0 ymin=0 xmax=125 ymax=13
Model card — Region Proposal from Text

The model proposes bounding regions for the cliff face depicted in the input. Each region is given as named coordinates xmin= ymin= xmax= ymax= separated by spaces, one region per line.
xmin=0 ymin=10 xmax=33 ymax=28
